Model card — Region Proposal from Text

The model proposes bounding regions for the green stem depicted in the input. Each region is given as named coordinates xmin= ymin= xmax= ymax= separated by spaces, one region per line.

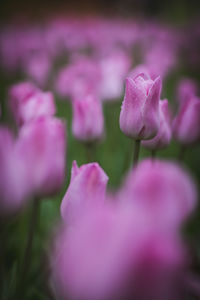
xmin=178 ymin=145 xmax=186 ymax=162
xmin=85 ymin=142 xmax=96 ymax=163
xmin=151 ymin=149 xmax=156 ymax=159
xmin=133 ymin=139 xmax=141 ymax=166
xmin=18 ymin=197 xmax=40 ymax=297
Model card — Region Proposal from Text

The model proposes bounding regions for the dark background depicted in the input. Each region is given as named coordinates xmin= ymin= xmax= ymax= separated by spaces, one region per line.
xmin=0 ymin=0 xmax=199 ymax=23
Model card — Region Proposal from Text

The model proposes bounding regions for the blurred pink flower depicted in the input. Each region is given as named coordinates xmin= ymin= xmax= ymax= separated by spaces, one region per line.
xmin=72 ymin=94 xmax=104 ymax=142
xmin=173 ymin=97 xmax=200 ymax=145
xmin=23 ymin=53 xmax=52 ymax=88
xmin=9 ymin=82 xmax=56 ymax=126
xmin=119 ymin=73 xmax=161 ymax=140
xmin=15 ymin=91 xmax=55 ymax=126
xmin=99 ymin=51 xmax=131 ymax=101
xmin=61 ymin=160 xmax=108 ymax=223
xmin=17 ymin=117 xmax=66 ymax=197
xmin=51 ymin=203 xmax=184 ymax=300
xmin=176 ymin=78 xmax=198 ymax=106
xmin=142 ymin=99 xmax=172 ymax=150
xmin=55 ymin=57 xmax=101 ymax=100
xmin=0 ymin=127 xmax=31 ymax=215
xmin=120 ymin=159 xmax=197 ymax=228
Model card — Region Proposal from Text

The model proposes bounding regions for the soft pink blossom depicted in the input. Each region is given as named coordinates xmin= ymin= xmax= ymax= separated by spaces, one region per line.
xmin=119 ymin=73 xmax=161 ymax=140
xmin=61 ymin=160 xmax=108 ymax=223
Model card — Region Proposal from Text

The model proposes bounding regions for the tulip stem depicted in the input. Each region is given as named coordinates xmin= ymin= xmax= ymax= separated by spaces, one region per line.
xmin=151 ymin=150 xmax=156 ymax=159
xmin=133 ymin=139 xmax=141 ymax=166
xmin=178 ymin=145 xmax=186 ymax=162
xmin=18 ymin=197 xmax=40 ymax=296
xmin=85 ymin=142 xmax=95 ymax=163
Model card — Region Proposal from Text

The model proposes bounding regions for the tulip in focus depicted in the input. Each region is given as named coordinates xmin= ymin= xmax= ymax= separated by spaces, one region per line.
xmin=17 ymin=117 xmax=66 ymax=197
xmin=173 ymin=97 xmax=200 ymax=145
xmin=142 ymin=99 xmax=172 ymax=150
xmin=61 ymin=160 xmax=108 ymax=223
xmin=119 ymin=73 xmax=161 ymax=140
xmin=120 ymin=159 xmax=197 ymax=228
xmin=72 ymin=94 xmax=104 ymax=142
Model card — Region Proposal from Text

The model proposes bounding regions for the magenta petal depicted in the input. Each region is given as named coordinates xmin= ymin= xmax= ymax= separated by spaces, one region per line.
xmin=61 ymin=161 xmax=108 ymax=223
xmin=119 ymin=77 xmax=146 ymax=139
xmin=142 ymin=76 xmax=161 ymax=139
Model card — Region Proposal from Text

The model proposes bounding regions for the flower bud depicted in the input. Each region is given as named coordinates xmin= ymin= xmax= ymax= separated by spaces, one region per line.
xmin=17 ymin=117 xmax=66 ymax=197
xmin=72 ymin=94 xmax=104 ymax=142
xmin=61 ymin=160 xmax=108 ymax=223
xmin=173 ymin=97 xmax=200 ymax=145
xmin=9 ymin=82 xmax=56 ymax=126
xmin=142 ymin=99 xmax=172 ymax=150
xmin=8 ymin=81 xmax=39 ymax=124
xmin=119 ymin=73 xmax=161 ymax=140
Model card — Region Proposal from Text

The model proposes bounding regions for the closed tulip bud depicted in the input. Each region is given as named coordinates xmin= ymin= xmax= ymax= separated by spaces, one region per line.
xmin=119 ymin=73 xmax=161 ymax=140
xmin=9 ymin=82 xmax=56 ymax=126
xmin=8 ymin=81 xmax=39 ymax=124
xmin=173 ymin=97 xmax=200 ymax=145
xmin=142 ymin=99 xmax=172 ymax=150
xmin=17 ymin=117 xmax=66 ymax=198
xmin=0 ymin=127 xmax=31 ymax=215
xmin=120 ymin=159 xmax=197 ymax=228
xmin=61 ymin=160 xmax=108 ymax=223
xmin=72 ymin=94 xmax=104 ymax=142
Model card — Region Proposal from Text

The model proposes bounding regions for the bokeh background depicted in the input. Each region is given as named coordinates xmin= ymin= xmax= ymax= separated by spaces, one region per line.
xmin=0 ymin=0 xmax=200 ymax=299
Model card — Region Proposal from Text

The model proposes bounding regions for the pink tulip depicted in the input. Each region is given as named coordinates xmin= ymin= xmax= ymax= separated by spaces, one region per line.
xmin=51 ymin=204 xmax=184 ymax=300
xmin=61 ymin=160 xmax=108 ymax=223
xmin=72 ymin=94 xmax=104 ymax=142
xmin=55 ymin=57 xmax=101 ymax=100
xmin=119 ymin=73 xmax=161 ymax=140
xmin=173 ymin=97 xmax=200 ymax=145
xmin=8 ymin=81 xmax=39 ymax=125
xmin=120 ymin=159 xmax=197 ymax=228
xmin=9 ymin=82 xmax=56 ymax=126
xmin=176 ymin=78 xmax=198 ymax=105
xmin=23 ymin=53 xmax=51 ymax=88
xmin=142 ymin=99 xmax=172 ymax=150
xmin=99 ymin=51 xmax=131 ymax=101
xmin=0 ymin=127 xmax=31 ymax=215
xmin=17 ymin=117 xmax=66 ymax=197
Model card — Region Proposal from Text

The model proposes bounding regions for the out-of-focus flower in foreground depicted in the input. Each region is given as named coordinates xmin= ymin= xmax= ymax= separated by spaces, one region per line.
xmin=120 ymin=159 xmax=197 ymax=229
xmin=17 ymin=117 xmax=66 ymax=198
xmin=173 ymin=97 xmax=200 ymax=145
xmin=51 ymin=204 xmax=185 ymax=300
xmin=119 ymin=73 xmax=161 ymax=140
xmin=61 ymin=160 xmax=108 ymax=223
xmin=72 ymin=94 xmax=104 ymax=142
xmin=142 ymin=99 xmax=172 ymax=150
